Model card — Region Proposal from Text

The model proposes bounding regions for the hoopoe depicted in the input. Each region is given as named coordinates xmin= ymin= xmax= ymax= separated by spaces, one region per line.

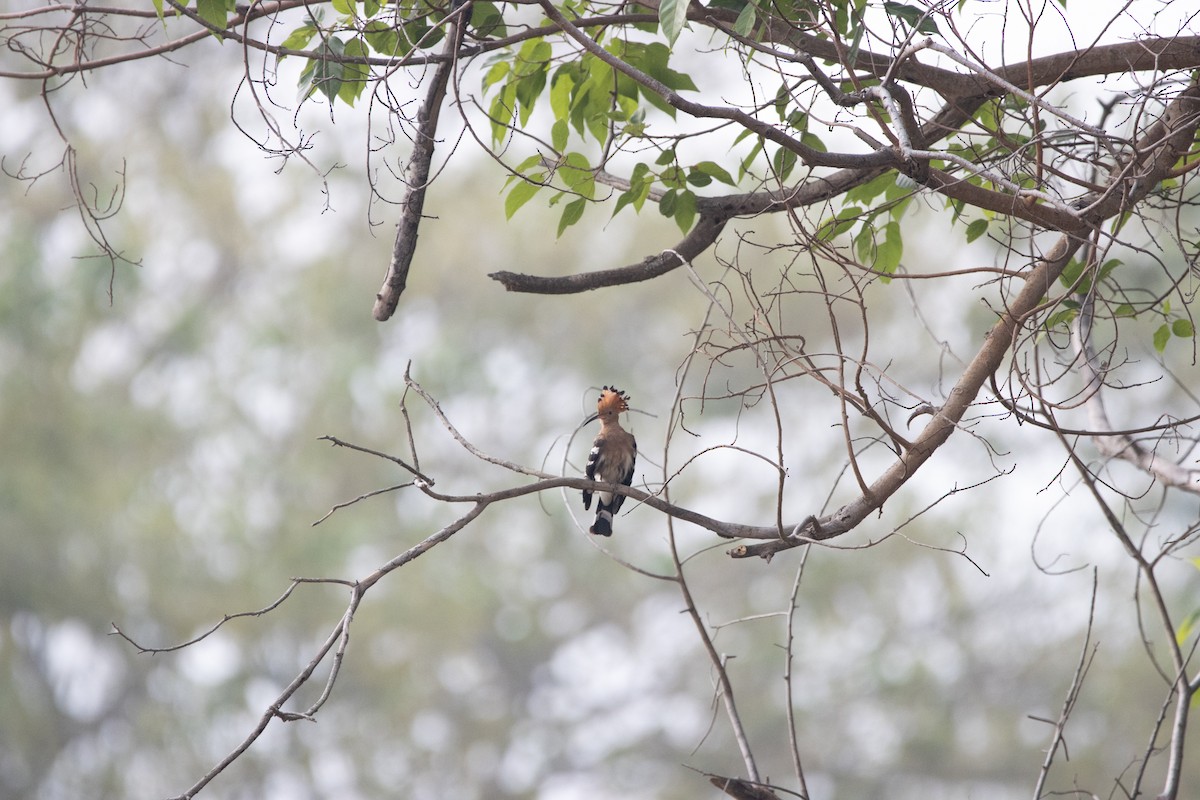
xmin=582 ymin=386 xmax=638 ymax=536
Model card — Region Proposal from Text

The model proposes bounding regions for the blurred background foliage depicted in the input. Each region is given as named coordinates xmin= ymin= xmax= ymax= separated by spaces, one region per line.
xmin=3 ymin=9 xmax=1200 ymax=800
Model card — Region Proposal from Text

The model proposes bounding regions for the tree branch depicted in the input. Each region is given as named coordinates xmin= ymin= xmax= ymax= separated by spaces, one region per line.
xmin=372 ymin=6 xmax=470 ymax=321
xmin=489 ymin=212 xmax=729 ymax=293
xmin=490 ymin=20 xmax=1200 ymax=296
xmin=733 ymin=81 xmax=1200 ymax=559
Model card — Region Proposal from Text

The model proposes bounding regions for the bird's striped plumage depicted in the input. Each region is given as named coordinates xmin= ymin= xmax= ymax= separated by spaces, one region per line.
xmin=582 ymin=387 xmax=637 ymax=536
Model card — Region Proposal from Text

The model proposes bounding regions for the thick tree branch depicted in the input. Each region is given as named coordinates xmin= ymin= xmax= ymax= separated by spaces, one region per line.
xmin=734 ymin=81 xmax=1200 ymax=559
xmin=372 ymin=6 xmax=469 ymax=321
xmin=489 ymin=212 xmax=728 ymax=293
xmin=490 ymin=12 xmax=1200 ymax=296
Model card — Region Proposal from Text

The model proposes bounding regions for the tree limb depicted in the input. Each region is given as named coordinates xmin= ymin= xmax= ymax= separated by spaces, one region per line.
xmin=734 ymin=81 xmax=1200 ymax=559
xmin=490 ymin=17 xmax=1200 ymax=296
xmin=372 ymin=6 xmax=469 ymax=322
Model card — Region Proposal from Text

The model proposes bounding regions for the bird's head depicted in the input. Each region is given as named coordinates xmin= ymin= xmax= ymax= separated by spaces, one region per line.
xmin=596 ymin=386 xmax=631 ymax=419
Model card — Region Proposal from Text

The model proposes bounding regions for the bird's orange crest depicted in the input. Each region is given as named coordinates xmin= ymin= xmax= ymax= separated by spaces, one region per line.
xmin=597 ymin=386 xmax=631 ymax=414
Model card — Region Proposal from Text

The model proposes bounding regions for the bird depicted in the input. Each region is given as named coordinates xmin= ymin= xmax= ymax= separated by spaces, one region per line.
xmin=582 ymin=386 xmax=637 ymax=536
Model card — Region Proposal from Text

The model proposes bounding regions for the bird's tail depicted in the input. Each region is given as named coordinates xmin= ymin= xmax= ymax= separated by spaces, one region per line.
xmin=589 ymin=510 xmax=614 ymax=536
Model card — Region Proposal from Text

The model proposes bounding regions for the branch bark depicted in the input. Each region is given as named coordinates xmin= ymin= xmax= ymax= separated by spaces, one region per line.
xmin=489 ymin=14 xmax=1200 ymax=295
xmin=734 ymin=81 xmax=1200 ymax=559
xmin=372 ymin=9 xmax=468 ymax=321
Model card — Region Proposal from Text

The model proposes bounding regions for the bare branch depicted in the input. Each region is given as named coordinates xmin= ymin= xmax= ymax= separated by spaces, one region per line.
xmin=372 ymin=5 xmax=470 ymax=321
xmin=163 ymin=502 xmax=487 ymax=799
xmin=1031 ymin=568 xmax=1101 ymax=798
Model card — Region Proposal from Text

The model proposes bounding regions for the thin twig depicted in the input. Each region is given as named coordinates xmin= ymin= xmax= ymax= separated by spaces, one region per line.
xmin=1031 ymin=568 xmax=1100 ymax=798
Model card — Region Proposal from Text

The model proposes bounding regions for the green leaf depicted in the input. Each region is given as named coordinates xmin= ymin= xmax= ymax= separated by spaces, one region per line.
xmin=733 ymin=1 xmax=757 ymax=36
xmin=317 ymin=37 xmax=347 ymax=102
xmin=738 ymin=139 xmax=763 ymax=181
xmin=641 ymin=43 xmax=697 ymax=91
xmin=658 ymin=0 xmax=690 ymax=46
xmin=771 ymin=146 xmax=797 ymax=182
xmin=557 ymin=197 xmax=587 ymax=237
xmin=399 ymin=16 xmax=426 ymax=49
xmin=883 ymin=1 xmax=940 ymax=34
xmin=1098 ymin=258 xmax=1123 ymax=281
xmin=338 ymin=37 xmax=370 ymax=106
xmin=196 ymin=0 xmax=233 ymax=35
xmin=659 ymin=188 xmax=678 ymax=217
xmin=1173 ymin=318 xmax=1194 ymax=338
xmin=816 ymin=206 xmax=862 ymax=242
xmin=1058 ymin=258 xmax=1087 ymax=290
xmin=621 ymin=105 xmax=647 ymax=136
xmin=615 ymin=41 xmax=694 ymax=119
xmin=363 ymin=21 xmax=402 ymax=56
xmin=800 ymin=131 xmax=826 ymax=153
xmin=784 ymin=110 xmax=808 ymax=132
xmin=845 ymin=172 xmax=894 ymax=206
xmin=509 ymin=154 xmax=543 ymax=177
xmin=1177 ymin=607 xmax=1200 ymax=646
xmin=282 ymin=23 xmax=319 ymax=53
xmin=609 ymin=92 xmax=639 ymax=122
xmin=853 ymin=225 xmax=874 ymax=264
xmin=673 ymin=189 xmax=697 ymax=233
xmin=514 ymin=39 xmax=552 ymax=78
xmin=622 ymin=120 xmax=646 ymax=137
xmin=551 ymin=119 xmax=570 ymax=152
xmin=693 ymin=160 xmax=736 ymax=186
xmin=515 ymin=69 xmax=547 ymax=127
xmin=845 ymin=2 xmax=865 ymax=67
xmin=299 ymin=38 xmax=348 ymax=103
xmin=559 ymin=152 xmax=595 ymax=199
xmin=628 ymin=162 xmax=653 ymax=212
xmin=1044 ymin=307 xmax=1078 ymax=331
xmin=471 ymin=1 xmax=507 ymax=37
xmin=660 ymin=165 xmax=687 ymax=190
xmin=570 ymin=54 xmax=616 ymax=140
xmin=482 ymin=61 xmax=510 ymax=92
xmin=550 ymin=70 xmax=574 ymax=120
xmin=404 ymin=16 xmax=441 ymax=49
xmin=1154 ymin=323 xmax=1171 ymax=353
xmin=887 ymin=196 xmax=913 ymax=221
xmin=614 ymin=164 xmax=654 ymax=217
xmin=876 ymin=221 xmax=903 ymax=275
xmin=488 ymin=83 xmax=517 ymax=145
xmin=505 ymin=177 xmax=543 ymax=219
xmin=965 ymin=218 xmax=988 ymax=243
xmin=331 ymin=0 xmax=354 ymax=15
xmin=613 ymin=190 xmax=637 ymax=217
